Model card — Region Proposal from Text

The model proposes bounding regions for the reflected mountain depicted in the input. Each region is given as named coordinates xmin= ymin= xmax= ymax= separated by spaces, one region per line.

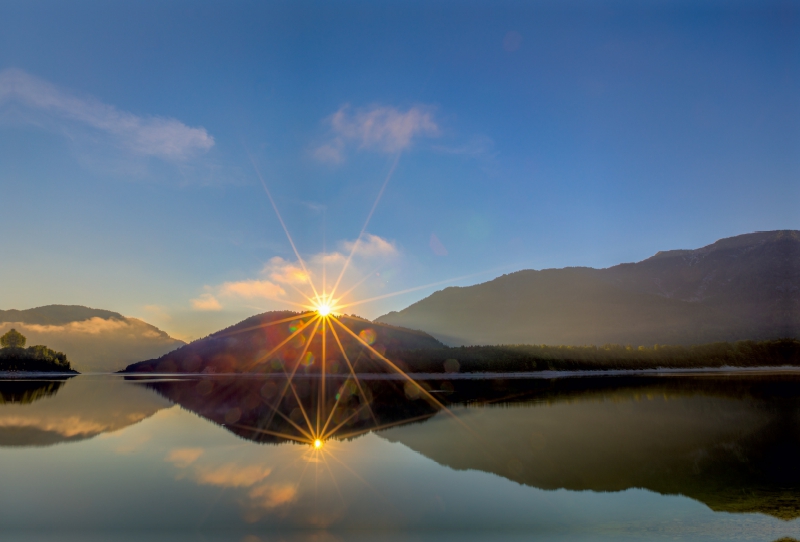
xmin=0 ymin=376 xmax=171 ymax=446
xmin=130 ymin=373 xmax=800 ymax=519
xmin=0 ymin=378 xmax=69 ymax=404
xmin=378 ymin=375 xmax=800 ymax=520
xmin=133 ymin=375 xmax=445 ymax=445
xmin=133 ymin=372 xmax=800 ymax=520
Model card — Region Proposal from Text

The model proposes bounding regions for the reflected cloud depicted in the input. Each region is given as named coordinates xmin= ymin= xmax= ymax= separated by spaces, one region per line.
xmin=0 ymin=376 xmax=170 ymax=447
xmin=165 ymin=447 xmax=204 ymax=468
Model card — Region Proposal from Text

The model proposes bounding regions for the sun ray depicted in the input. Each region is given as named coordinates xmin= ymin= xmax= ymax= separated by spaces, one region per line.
xmin=248 ymin=152 xmax=321 ymax=301
xmin=330 ymin=264 xmax=385 ymax=308
xmin=329 ymin=412 xmax=437 ymax=441
xmin=331 ymin=317 xmax=451 ymax=414
xmin=335 ymin=270 xmax=496 ymax=312
xmin=328 ymin=153 xmax=401 ymax=301
xmin=215 ymin=312 xmax=315 ymax=339
xmin=322 ymin=323 xmax=378 ymax=434
xmin=256 ymin=317 xmax=321 ymax=432
xmin=231 ymin=423 xmax=312 ymax=445
xmin=320 ymin=402 xmax=370 ymax=441
xmin=246 ymin=314 xmax=319 ymax=369
xmin=279 ymin=318 xmax=323 ymax=437
xmin=249 ymin=395 xmax=315 ymax=442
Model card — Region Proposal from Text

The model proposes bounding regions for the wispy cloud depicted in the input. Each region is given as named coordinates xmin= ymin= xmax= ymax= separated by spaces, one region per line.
xmin=314 ymin=104 xmax=439 ymax=163
xmin=342 ymin=233 xmax=398 ymax=258
xmin=0 ymin=68 xmax=214 ymax=160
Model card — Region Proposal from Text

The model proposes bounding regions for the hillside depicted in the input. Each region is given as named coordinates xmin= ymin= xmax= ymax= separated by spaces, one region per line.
xmin=0 ymin=305 xmax=184 ymax=373
xmin=377 ymin=230 xmax=800 ymax=346
xmin=123 ymin=310 xmax=444 ymax=374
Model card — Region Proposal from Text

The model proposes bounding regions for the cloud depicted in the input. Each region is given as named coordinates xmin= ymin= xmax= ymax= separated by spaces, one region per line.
xmin=342 ymin=233 xmax=398 ymax=258
xmin=0 ymin=68 xmax=214 ymax=160
xmin=191 ymin=293 xmax=222 ymax=311
xmin=247 ymin=483 xmax=298 ymax=509
xmin=220 ymin=279 xmax=286 ymax=300
xmin=166 ymin=448 xmax=205 ymax=468
xmin=0 ymin=317 xmax=131 ymax=335
xmin=198 ymin=233 xmax=398 ymax=312
xmin=194 ymin=463 xmax=273 ymax=488
xmin=315 ymin=104 xmax=439 ymax=163
xmin=265 ymin=257 xmax=311 ymax=285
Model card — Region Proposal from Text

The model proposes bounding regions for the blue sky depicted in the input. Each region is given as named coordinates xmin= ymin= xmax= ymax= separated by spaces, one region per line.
xmin=1 ymin=0 xmax=797 ymax=339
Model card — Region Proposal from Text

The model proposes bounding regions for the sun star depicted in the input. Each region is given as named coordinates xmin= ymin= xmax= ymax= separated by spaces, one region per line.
xmin=316 ymin=303 xmax=332 ymax=317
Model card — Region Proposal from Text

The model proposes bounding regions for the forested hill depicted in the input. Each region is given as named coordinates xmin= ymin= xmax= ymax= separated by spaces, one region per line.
xmin=377 ymin=230 xmax=800 ymax=346
xmin=0 ymin=305 xmax=184 ymax=373
xmin=123 ymin=310 xmax=444 ymax=374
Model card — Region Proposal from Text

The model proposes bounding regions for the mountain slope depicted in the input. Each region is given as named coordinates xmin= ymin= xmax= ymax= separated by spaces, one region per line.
xmin=0 ymin=305 xmax=184 ymax=373
xmin=377 ymin=230 xmax=800 ymax=346
xmin=124 ymin=310 xmax=444 ymax=373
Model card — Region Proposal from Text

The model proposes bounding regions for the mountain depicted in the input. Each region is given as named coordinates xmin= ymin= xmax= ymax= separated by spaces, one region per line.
xmin=378 ymin=375 xmax=800 ymax=520
xmin=0 ymin=305 xmax=185 ymax=373
xmin=123 ymin=310 xmax=444 ymax=373
xmin=377 ymin=230 xmax=800 ymax=346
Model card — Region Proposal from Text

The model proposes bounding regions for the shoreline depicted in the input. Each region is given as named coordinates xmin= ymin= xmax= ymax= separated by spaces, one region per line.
xmin=5 ymin=366 xmax=799 ymax=380
xmin=116 ymin=365 xmax=800 ymax=380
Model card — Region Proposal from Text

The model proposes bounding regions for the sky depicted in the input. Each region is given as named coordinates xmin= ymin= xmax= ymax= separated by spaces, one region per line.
xmin=0 ymin=0 xmax=797 ymax=340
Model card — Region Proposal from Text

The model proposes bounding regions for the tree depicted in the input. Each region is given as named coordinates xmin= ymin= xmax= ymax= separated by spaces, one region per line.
xmin=0 ymin=329 xmax=27 ymax=348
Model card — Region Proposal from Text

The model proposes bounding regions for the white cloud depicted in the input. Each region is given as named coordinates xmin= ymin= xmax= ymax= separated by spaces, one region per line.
xmin=190 ymin=293 xmax=222 ymax=311
xmin=342 ymin=233 xmax=398 ymax=258
xmin=315 ymin=104 xmax=439 ymax=163
xmin=0 ymin=68 xmax=214 ymax=160
xmin=220 ymin=279 xmax=286 ymax=300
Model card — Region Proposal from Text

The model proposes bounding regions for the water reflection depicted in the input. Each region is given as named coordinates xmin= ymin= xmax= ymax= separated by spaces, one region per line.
xmin=380 ymin=375 xmax=800 ymax=520
xmin=0 ymin=378 xmax=68 ymax=404
xmin=1 ymin=373 xmax=798 ymax=539
xmin=134 ymin=373 xmax=800 ymax=520
xmin=0 ymin=375 xmax=170 ymax=446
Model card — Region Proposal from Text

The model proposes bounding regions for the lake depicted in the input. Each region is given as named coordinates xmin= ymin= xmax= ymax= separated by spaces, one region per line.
xmin=0 ymin=372 xmax=798 ymax=541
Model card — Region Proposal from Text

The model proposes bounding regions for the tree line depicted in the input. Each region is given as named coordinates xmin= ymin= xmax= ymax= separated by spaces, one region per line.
xmin=389 ymin=339 xmax=800 ymax=373
xmin=0 ymin=329 xmax=75 ymax=372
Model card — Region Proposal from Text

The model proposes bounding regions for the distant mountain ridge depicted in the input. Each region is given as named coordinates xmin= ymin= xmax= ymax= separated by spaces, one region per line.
xmin=0 ymin=305 xmax=184 ymax=373
xmin=377 ymin=230 xmax=800 ymax=346
xmin=0 ymin=305 xmax=124 ymax=326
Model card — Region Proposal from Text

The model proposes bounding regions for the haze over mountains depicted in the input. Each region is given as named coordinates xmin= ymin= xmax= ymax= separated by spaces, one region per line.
xmin=0 ymin=305 xmax=184 ymax=373
xmin=378 ymin=231 xmax=800 ymax=347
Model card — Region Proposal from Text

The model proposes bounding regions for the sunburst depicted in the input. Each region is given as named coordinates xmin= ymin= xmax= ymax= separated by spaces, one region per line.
xmin=230 ymin=153 xmax=468 ymax=450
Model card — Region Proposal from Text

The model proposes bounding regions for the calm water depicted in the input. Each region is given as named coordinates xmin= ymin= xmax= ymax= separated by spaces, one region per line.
xmin=0 ymin=373 xmax=799 ymax=541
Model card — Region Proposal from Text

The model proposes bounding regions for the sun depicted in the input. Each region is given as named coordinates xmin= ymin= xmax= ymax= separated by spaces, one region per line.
xmin=315 ymin=303 xmax=332 ymax=317
xmin=313 ymin=438 xmax=324 ymax=449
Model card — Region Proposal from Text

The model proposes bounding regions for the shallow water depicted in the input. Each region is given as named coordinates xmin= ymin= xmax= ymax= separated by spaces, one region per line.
xmin=0 ymin=373 xmax=798 ymax=541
